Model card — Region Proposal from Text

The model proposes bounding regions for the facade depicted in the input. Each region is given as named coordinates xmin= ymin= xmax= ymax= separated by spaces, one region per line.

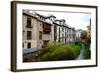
xmin=86 ymin=25 xmax=91 ymax=39
xmin=23 ymin=10 xmax=52 ymax=50
xmin=87 ymin=19 xmax=91 ymax=39
xmin=23 ymin=10 xmax=76 ymax=50
xmin=53 ymin=19 xmax=76 ymax=44
xmin=75 ymin=29 xmax=83 ymax=42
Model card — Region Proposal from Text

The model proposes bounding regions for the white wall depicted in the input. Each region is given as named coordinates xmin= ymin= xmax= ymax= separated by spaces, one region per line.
xmin=0 ymin=0 xmax=99 ymax=73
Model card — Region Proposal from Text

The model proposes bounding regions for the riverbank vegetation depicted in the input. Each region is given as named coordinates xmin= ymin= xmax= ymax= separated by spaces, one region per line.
xmin=40 ymin=41 xmax=81 ymax=61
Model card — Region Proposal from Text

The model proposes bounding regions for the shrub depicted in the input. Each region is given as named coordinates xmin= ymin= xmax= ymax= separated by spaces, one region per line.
xmin=83 ymin=42 xmax=91 ymax=59
xmin=75 ymin=42 xmax=81 ymax=46
xmin=71 ymin=44 xmax=81 ymax=57
xmin=83 ymin=48 xmax=91 ymax=59
xmin=41 ymin=41 xmax=81 ymax=61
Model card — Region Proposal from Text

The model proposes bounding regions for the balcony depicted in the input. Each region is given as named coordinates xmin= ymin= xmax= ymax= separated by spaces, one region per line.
xmin=43 ymin=23 xmax=51 ymax=33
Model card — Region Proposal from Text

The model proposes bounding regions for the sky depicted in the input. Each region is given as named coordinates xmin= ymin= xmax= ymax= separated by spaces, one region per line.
xmin=28 ymin=10 xmax=91 ymax=30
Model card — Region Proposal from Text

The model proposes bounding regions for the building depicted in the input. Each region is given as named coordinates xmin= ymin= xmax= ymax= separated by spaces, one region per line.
xmin=23 ymin=10 xmax=53 ymax=50
xmin=70 ymin=28 xmax=76 ymax=43
xmin=86 ymin=24 xmax=91 ymax=39
xmin=75 ymin=29 xmax=83 ymax=42
xmin=53 ymin=19 xmax=66 ymax=44
xmin=22 ymin=10 xmax=77 ymax=50
xmin=87 ymin=19 xmax=91 ymax=39
xmin=53 ymin=19 xmax=76 ymax=44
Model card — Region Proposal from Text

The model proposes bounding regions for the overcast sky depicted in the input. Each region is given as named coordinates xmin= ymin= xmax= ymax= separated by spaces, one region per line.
xmin=29 ymin=10 xmax=91 ymax=30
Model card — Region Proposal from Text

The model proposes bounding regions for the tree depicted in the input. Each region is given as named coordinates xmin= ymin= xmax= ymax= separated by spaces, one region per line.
xmin=81 ymin=31 xmax=87 ymax=41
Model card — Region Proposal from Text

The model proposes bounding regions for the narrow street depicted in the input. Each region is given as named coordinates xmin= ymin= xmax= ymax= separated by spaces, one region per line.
xmin=76 ymin=43 xmax=84 ymax=60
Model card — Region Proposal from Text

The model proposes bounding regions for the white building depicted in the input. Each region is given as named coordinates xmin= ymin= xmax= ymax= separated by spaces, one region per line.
xmin=75 ymin=29 xmax=83 ymax=42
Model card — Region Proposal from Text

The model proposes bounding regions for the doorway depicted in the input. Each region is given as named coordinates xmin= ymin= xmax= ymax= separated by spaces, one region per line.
xmin=27 ymin=42 xmax=31 ymax=48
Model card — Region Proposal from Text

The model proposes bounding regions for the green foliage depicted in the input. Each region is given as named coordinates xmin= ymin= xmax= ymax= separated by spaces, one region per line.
xmin=41 ymin=41 xmax=81 ymax=61
xmin=83 ymin=42 xmax=91 ymax=59
xmin=81 ymin=31 xmax=87 ymax=40
xmin=83 ymin=49 xmax=91 ymax=59
xmin=71 ymin=44 xmax=81 ymax=58
xmin=75 ymin=42 xmax=81 ymax=46
xmin=84 ymin=42 xmax=90 ymax=50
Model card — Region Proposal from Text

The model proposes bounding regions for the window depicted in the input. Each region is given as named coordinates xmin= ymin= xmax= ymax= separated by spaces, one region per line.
xmin=39 ymin=31 xmax=42 ymax=40
xmin=40 ymin=24 xmax=42 ymax=26
xmin=23 ymin=43 xmax=24 ymax=48
xmin=62 ymin=34 xmax=64 ymax=42
xmin=23 ymin=30 xmax=25 ymax=35
xmin=62 ymin=28 xmax=64 ymax=32
xmin=27 ymin=42 xmax=31 ymax=48
xmin=65 ymin=33 xmax=66 ymax=43
xmin=54 ymin=25 xmax=57 ymax=41
xmin=58 ymin=28 xmax=60 ymax=42
xmin=27 ymin=31 xmax=32 ymax=40
xmin=26 ymin=17 xmax=32 ymax=28
xmin=44 ymin=40 xmax=49 ymax=46
xmin=43 ymin=31 xmax=51 ymax=34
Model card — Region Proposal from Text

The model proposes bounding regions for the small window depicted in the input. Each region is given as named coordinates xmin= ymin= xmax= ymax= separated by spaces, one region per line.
xmin=27 ymin=31 xmax=32 ymax=40
xmin=27 ymin=17 xmax=32 ymax=28
xmin=23 ymin=43 xmax=24 ymax=48
xmin=39 ymin=31 xmax=42 ymax=40
xmin=40 ymin=24 xmax=42 ymax=26
xmin=62 ymin=28 xmax=64 ymax=32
